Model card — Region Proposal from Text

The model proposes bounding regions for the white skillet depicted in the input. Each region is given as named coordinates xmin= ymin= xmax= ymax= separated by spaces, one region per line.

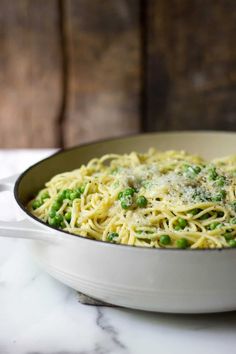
xmin=0 ymin=132 xmax=235 ymax=313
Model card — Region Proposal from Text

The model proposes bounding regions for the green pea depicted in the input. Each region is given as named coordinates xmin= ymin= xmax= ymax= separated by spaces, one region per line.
xmin=60 ymin=221 xmax=66 ymax=229
xmin=184 ymin=164 xmax=201 ymax=177
xmin=136 ymin=195 xmax=148 ymax=208
xmin=107 ymin=232 xmax=119 ymax=241
xmin=177 ymin=217 xmax=187 ymax=229
xmin=176 ymin=238 xmax=189 ymax=249
xmin=212 ymin=195 xmax=221 ymax=202
xmin=123 ymin=188 xmax=135 ymax=197
xmin=48 ymin=214 xmax=63 ymax=227
xmin=174 ymin=225 xmax=182 ymax=231
xmin=220 ymin=189 xmax=226 ymax=198
xmin=212 ymin=190 xmax=226 ymax=202
xmin=51 ymin=200 xmax=62 ymax=211
xmin=231 ymin=218 xmax=236 ymax=224
xmin=57 ymin=195 xmax=64 ymax=203
xmin=216 ymin=176 xmax=225 ymax=187
xmin=118 ymin=191 xmax=123 ymax=200
xmin=199 ymin=213 xmax=211 ymax=220
xmin=57 ymin=190 xmax=67 ymax=202
xmin=228 ymin=239 xmax=236 ymax=248
xmin=184 ymin=165 xmax=197 ymax=178
xmin=48 ymin=217 xmax=58 ymax=227
xmin=183 ymin=164 xmax=190 ymax=172
xmin=209 ymin=222 xmax=220 ymax=230
xmin=183 ymin=164 xmax=193 ymax=174
xmin=160 ymin=235 xmax=171 ymax=245
xmin=32 ymin=200 xmax=42 ymax=210
xmin=64 ymin=189 xmax=73 ymax=200
xmin=69 ymin=192 xmax=76 ymax=201
xmin=208 ymin=167 xmax=218 ymax=180
xmin=41 ymin=191 xmax=49 ymax=200
xmin=121 ymin=200 xmax=130 ymax=209
xmin=193 ymin=166 xmax=201 ymax=174
xmin=69 ymin=191 xmax=80 ymax=201
xmin=189 ymin=208 xmax=200 ymax=216
xmin=224 ymin=233 xmax=234 ymax=241
xmin=65 ymin=212 xmax=72 ymax=222
xmin=49 ymin=209 xmax=56 ymax=218
xmin=78 ymin=185 xmax=85 ymax=194
xmin=54 ymin=214 xmax=63 ymax=224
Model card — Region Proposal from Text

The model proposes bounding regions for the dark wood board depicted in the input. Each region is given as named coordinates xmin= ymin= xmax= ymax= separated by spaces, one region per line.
xmin=0 ymin=0 xmax=236 ymax=148
xmin=62 ymin=0 xmax=141 ymax=147
xmin=0 ymin=0 xmax=63 ymax=147
xmin=144 ymin=0 xmax=236 ymax=132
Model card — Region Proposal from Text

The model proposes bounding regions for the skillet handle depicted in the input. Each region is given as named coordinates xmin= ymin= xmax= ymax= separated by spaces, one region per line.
xmin=0 ymin=219 xmax=56 ymax=242
xmin=0 ymin=174 xmax=55 ymax=243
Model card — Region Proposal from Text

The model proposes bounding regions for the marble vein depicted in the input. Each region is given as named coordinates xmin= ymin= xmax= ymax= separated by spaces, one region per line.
xmin=95 ymin=307 xmax=127 ymax=353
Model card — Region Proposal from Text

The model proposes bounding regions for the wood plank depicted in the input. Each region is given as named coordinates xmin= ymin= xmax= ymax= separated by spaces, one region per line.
xmin=63 ymin=0 xmax=141 ymax=147
xmin=145 ymin=0 xmax=236 ymax=132
xmin=0 ymin=0 xmax=62 ymax=147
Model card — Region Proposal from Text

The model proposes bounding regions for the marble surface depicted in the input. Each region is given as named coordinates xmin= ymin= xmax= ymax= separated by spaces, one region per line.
xmin=1 ymin=149 xmax=236 ymax=354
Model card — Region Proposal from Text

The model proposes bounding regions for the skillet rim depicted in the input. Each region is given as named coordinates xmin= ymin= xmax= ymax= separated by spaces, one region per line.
xmin=14 ymin=130 xmax=236 ymax=253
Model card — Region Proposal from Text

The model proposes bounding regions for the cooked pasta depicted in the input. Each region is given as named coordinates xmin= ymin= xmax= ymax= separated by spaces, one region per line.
xmin=28 ymin=149 xmax=236 ymax=249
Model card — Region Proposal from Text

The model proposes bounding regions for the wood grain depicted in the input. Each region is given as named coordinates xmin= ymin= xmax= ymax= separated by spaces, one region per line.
xmin=145 ymin=0 xmax=236 ymax=132
xmin=0 ymin=0 xmax=236 ymax=148
xmin=0 ymin=0 xmax=62 ymax=147
xmin=63 ymin=0 xmax=141 ymax=147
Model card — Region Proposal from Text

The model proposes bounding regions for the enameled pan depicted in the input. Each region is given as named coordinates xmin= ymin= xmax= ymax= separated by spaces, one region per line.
xmin=0 ymin=131 xmax=236 ymax=313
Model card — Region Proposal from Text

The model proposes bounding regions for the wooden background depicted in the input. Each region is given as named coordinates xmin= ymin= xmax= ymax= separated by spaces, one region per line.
xmin=0 ymin=0 xmax=235 ymax=148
